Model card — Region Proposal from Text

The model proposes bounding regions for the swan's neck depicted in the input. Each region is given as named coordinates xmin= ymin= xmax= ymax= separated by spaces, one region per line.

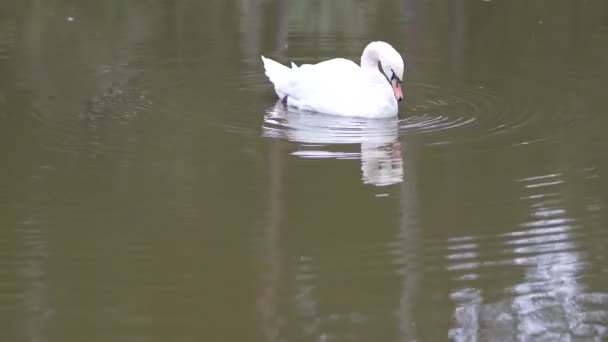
xmin=360 ymin=43 xmax=380 ymax=70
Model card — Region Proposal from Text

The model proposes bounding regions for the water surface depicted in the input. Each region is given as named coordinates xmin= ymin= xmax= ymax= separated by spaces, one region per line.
xmin=1 ymin=1 xmax=608 ymax=341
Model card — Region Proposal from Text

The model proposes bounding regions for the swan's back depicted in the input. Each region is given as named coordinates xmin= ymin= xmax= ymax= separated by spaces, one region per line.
xmin=261 ymin=57 xmax=397 ymax=118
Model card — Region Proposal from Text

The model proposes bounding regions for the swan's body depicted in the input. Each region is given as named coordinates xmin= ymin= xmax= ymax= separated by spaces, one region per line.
xmin=261 ymin=41 xmax=404 ymax=119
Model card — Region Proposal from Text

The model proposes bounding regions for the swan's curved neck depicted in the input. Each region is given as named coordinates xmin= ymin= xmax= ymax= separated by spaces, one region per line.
xmin=360 ymin=43 xmax=381 ymax=70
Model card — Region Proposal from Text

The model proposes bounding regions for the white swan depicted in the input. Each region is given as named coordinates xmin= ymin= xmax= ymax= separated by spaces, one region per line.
xmin=261 ymin=41 xmax=404 ymax=119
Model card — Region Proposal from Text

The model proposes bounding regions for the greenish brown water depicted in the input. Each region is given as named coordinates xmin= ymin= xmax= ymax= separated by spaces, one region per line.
xmin=1 ymin=1 xmax=608 ymax=341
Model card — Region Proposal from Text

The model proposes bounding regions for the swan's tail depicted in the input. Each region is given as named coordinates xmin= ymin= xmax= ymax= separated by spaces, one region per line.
xmin=261 ymin=56 xmax=293 ymax=99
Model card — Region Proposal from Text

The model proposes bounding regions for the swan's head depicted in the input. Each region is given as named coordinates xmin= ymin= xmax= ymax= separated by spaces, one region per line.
xmin=362 ymin=41 xmax=405 ymax=102
xmin=377 ymin=44 xmax=404 ymax=102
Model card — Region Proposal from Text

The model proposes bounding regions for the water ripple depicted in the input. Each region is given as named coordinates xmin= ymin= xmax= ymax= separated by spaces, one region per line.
xmin=397 ymin=79 xmax=566 ymax=148
xmin=252 ymin=61 xmax=568 ymax=153
xmin=400 ymin=82 xmax=484 ymax=134
xmin=29 ymin=78 xmax=150 ymax=159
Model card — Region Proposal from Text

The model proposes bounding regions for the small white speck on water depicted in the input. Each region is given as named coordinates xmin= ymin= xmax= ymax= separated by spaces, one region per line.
xmin=67 ymin=16 xmax=75 ymax=22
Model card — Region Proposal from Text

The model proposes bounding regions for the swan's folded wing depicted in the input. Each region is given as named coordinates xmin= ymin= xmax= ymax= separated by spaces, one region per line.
xmin=284 ymin=58 xmax=390 ymax=115
xmin=285 ymin=59 xmax=361 ymax=101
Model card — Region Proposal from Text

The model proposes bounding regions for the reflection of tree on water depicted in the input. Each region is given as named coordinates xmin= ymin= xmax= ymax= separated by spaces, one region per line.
xmin=262 ymin=102 xmax=404 ymax=188
xmin=245 ymin=1 xmax=288 ymax=341
xmin=289 ymin=0 xmax=377 ymax=40
xmin=446 ymin=185 xmax=600 ymax=341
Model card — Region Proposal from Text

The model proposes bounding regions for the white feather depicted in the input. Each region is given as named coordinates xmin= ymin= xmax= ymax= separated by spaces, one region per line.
xmin=260 ymin=41 xmax=404 ymax=118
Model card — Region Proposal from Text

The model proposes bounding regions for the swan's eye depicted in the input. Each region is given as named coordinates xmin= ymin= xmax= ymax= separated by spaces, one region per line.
xmin=391 ymin=72 xmax=399 ymax=83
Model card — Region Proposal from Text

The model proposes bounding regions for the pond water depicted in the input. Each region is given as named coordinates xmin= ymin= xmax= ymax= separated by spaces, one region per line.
xmin=1 ymin=1 xmax=608 ymax=341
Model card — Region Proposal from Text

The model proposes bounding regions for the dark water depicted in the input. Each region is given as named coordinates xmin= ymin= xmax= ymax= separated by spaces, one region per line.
xmin=1 ymin=1 xmax=608 ymax=341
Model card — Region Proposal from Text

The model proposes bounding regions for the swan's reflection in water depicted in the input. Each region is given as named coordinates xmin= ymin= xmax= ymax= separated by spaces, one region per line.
xmin=262 ymin=102 xmax=403 ymax=187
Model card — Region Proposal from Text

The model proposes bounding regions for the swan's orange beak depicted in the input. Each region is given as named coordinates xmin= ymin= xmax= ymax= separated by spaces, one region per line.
xmin=391 ymin=78 xmax=403 ymax=102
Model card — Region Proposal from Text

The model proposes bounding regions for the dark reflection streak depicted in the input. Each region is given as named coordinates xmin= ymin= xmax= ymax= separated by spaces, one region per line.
xmin=258 ymin=1 xmax=288 ymax=340
xmin=404 ymin=0 xmax=425 ymax=60
xmin=18 ymin=4 xmax=51 ymax=342
xmin=241 ymin=0 xmax=262 ymax=69
xmin=259 ymin=137 xmax=285 ymax=342
xmin=19 ymin=218 xmax=49 ymax=342
xmin=448 ymin=0 xmax=466 ymax=78
xmin=274 ymin=0 xmax=288 ymax=56
xmin=397 ymin=7 xmax=421 ymax=338
xmin=396 ymin=138 xmax=419 ymax=341
xmin=175 ymin=1 xmax=185 ymax=72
